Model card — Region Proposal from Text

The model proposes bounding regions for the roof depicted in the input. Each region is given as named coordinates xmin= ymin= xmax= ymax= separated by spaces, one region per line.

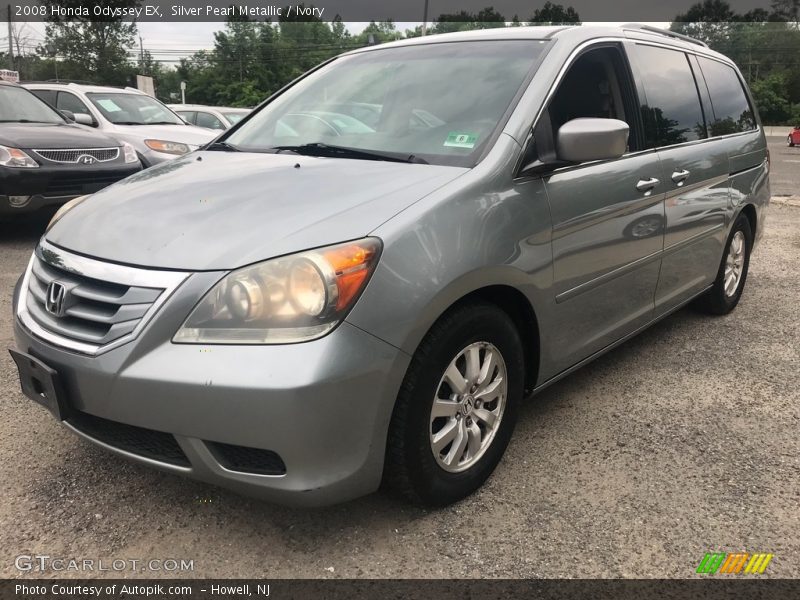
xmin=23 ymin=82 xmax=146 ymax=94
xmin=345 ymin=24 xmax=726 ymax=62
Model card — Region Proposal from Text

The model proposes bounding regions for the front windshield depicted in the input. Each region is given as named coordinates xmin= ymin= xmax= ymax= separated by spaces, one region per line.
xmin=87 ymin=92 xmax=184 ymax=125
xmin=227 ymin=41 xmax=546 ymax=167
xmin=0 ymin=85 xmax=64 ymax=124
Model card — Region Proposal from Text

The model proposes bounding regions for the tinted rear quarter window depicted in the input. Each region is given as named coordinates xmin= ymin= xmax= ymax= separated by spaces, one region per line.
xmin=696 ymin=56 xmax=756 ymax=136
xmin=632 ymin=44 xmax=706 ymax=147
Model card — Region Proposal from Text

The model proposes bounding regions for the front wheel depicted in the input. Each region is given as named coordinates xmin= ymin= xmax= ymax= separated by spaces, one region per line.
xmin=789 ymin=135 xmax=795 ymax=147
xmin=384 ymin=301 xmax=524 ymax=506
xmin=694 ymin=213 xmax=752 ymax=315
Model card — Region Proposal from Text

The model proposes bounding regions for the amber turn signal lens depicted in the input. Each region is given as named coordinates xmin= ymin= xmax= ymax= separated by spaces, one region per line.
xmin=322 ymin=241 xmax=380 ymax=311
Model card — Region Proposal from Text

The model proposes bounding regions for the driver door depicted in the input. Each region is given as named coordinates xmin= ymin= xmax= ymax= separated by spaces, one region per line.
xmin=540 ymin=44 xmax=665 ymax=372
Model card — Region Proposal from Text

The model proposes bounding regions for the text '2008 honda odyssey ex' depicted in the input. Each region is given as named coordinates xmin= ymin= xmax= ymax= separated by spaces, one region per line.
xmin=11 ymin=25 xmax=769 ymax=507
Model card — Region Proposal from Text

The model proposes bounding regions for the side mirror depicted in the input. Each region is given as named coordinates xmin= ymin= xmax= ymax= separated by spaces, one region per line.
xmin=73 ymin=113 xmax=95 ymax=126
xmin=60 ymin=110 xmax=75 ymax=122
xmin=556 ymin=118 xmax=629 ymax=163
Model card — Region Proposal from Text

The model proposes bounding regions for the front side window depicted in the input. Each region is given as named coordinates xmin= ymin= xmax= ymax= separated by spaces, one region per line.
xmin=548 ymin=45 xmax=641 ymax=153
xmin=632 ymin=45 xmax=706 ymax=147
xmin=226 ymin=41 xmax=546 ymax=167
xmin=696 ymin=57 xmax=756 ymax=136
xmin=0 ymin=85 xmax=64 ymax=124
xmin=196 ymin=111 xmax=225 ymax=130
xmin=86 ymin=92 xmax=184 ymax=125
xmin=57 ymin=92 xmax=93 ymax=118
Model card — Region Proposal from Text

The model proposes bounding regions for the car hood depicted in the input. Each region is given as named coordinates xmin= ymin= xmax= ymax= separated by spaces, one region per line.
xmin=46 ymin=151 xmax=467 ymax=270
xmin=107 ymin=123 xmax=216 ymax=146
xmin=0 ymin=123 xmax=121 ymax=149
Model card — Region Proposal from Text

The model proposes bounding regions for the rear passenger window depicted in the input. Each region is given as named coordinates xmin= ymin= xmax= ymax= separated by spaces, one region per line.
xmin=696 ymin=56 xmax=756 ymax=136
xmin=632 ymin=45 xmax=706 ymax=147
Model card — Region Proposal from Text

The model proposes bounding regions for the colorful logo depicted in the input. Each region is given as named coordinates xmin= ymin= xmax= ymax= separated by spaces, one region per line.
xmin=696 ymin=552 xmax=774 ymax=574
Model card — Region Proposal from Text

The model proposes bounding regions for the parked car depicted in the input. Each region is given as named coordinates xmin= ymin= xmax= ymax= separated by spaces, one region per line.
xmin=788 ymin=125 xmax=800 ymax=147
xmin=24 ymin=83 xmax=216 ymax=166
xmin=170 ymin=105 xmax=251 ymax=131
xmin=11 ymin=25 xmax=769 ymax=507
xmin=0 ymin=81 xmax=141 ymax=215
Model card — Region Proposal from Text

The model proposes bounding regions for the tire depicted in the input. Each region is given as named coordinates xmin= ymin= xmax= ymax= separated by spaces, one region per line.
xmin=384 ymin=301 xmax=525 ymax=506
xmin=694 ymin=213 xmax=752 ymax=315
xmin=789 ymin=136 xmax=795 ymax=147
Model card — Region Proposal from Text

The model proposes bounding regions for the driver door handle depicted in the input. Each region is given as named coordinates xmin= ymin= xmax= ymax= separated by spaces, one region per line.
xmin=636 ymin=177 xmax=660 ymax=194
xmin=671 ymin=169 xmax=690 ymax=185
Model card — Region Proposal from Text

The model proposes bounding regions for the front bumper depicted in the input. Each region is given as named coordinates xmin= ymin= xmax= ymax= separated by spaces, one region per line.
xmin=12 ymin=271 xmax=410 ymax=507
xmin=0 ymin=161 xmax=141 ymax=214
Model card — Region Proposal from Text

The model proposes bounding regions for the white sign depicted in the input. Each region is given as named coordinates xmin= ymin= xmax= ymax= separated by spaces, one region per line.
xmin=0 ymin=70 xmax=20 ymax=83
xmin=136 ymin=74 xmax=155 ymax=97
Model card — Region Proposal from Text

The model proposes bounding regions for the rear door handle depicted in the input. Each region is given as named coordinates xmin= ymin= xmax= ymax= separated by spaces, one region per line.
xmin=671 ymin=169 xmax=690 ymax=185
xmin=636 ymin=177 xmax=660 ymax=194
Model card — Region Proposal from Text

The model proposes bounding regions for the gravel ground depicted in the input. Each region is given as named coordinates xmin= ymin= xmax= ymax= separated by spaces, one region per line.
xmin=0 ymin=196 xmax=798 ymax=580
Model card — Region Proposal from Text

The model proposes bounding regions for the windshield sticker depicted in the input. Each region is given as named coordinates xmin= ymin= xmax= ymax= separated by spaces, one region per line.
xmin=96 ymin=99 xmax=122 ymax=112
xmin=444 ymin=132 xmax=478 ymax=149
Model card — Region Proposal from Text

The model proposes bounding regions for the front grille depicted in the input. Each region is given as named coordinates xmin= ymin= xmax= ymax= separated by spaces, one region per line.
xmin=68 ymin=411 xmax=190 ymax=467
xmin=18 ymin=242 xmax=187 ymax=355
xmin=44 ymin=173 xmax=125 ymax=197
xmin=34 ymin=148 xmax=119 ymax=163
xmin=26 ymin=254 xmax=163 ymax=347
xmin=206 ymin=441 xmax=286 ymax=476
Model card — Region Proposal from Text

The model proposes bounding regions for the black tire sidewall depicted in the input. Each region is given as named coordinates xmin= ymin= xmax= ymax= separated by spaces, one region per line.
xmin=711 ymin=213 xmax=753 ymax=313
xmin=398 ymin=304 xmax=524 ymax=506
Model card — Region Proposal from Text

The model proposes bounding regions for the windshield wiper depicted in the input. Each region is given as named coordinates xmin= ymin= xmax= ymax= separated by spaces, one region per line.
xmin=205 ymin=140 xmax=240 ymax=152
xmin=270 ymin=143 xmax=428 ymax=164
xmin=147 ymin=121 xmax=181 ymax=125
xmin=112 ymin=121 xmax=147 ymax=125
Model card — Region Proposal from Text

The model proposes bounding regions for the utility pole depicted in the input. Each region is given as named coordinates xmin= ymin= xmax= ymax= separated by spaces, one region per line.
xmin=7 ymin=5 xmax=15 ymax=70
xmin=139 ymin=36 xmax=145 ymax=74
xmin=421 ymin=0 xmax=429 ymax=36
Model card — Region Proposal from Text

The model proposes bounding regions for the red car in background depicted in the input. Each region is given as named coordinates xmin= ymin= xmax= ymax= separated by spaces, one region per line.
xmin=789 ymin=126 xmax=800 ymax=146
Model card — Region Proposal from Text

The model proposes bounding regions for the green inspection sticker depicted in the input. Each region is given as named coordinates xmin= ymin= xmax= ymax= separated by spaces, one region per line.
xmin=444 ymin=132 xmax=478 ymax=149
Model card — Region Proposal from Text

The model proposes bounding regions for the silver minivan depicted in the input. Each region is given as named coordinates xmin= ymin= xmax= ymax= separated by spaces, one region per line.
xmin=11 ymin=25 xmax=769 ymax=507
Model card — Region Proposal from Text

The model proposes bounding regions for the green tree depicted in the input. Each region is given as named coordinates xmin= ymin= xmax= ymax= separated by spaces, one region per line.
xmin=530 ymin=2 xmax=581 ymax=24
xmin=751 ymin=72 xmax=792 ymax=121
xmin=40 ymin=0 xmax=139 ymax=85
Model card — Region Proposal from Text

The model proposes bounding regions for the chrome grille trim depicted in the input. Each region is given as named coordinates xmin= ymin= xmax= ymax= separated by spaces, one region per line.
xmin=33 ymin=148 xmax=120 ymax=163
xmin=17 ymin=241 xmax=189 ymax=356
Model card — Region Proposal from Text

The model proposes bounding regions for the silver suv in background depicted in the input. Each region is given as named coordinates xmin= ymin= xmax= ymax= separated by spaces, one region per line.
xmin=11 ymin=25 xmax=769 ymax=507
xmin=25 ymin=83 xmax=216 ymax=166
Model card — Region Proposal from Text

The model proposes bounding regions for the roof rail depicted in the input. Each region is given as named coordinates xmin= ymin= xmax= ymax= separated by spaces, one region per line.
xmin=622 ymin=23 xmax=708 ymax=48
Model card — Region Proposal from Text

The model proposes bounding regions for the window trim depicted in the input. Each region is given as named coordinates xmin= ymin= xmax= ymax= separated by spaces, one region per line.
xmin=513 ymin=36 xmax=762 ymax=180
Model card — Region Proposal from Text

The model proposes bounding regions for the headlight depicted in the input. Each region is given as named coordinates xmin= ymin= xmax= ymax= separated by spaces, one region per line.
xmin=121 ymin=141 xmax=138 ymax=163
xmin=144 ymin=139 xmax=190 ymax=155
xmin=174 ymin=238 xmax=382 ymax=344
xmin=0 ymin=145 xmax=38 ymax=168
xmin=46 ymin=195 xmax=89 ymax=232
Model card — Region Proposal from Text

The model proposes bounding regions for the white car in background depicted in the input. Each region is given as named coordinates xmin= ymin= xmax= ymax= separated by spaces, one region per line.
xmin=169 ymin=105 xmax=251 ymax=131
xmin=25 ymin=83 xmax=216 ymax=166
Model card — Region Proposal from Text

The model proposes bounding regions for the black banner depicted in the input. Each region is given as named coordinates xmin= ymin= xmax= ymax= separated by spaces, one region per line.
xmin=0 ymin=0 xmax=780 ymax=22
xmin=3 ymin=579 xmax=800 ymax=600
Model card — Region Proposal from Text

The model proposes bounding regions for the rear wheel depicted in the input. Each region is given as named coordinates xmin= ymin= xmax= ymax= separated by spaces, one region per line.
xmin=694 ymin=213 xmax=752 ymax=315
xmin=789 ymin=135 xmax=795 ymax=147
xmin=384 ymin=301 xmax=524 ymax=506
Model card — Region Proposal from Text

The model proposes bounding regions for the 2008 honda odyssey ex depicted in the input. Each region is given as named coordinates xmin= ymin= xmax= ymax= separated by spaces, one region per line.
xmin=11 ymin=25 xmax=769 ymax=507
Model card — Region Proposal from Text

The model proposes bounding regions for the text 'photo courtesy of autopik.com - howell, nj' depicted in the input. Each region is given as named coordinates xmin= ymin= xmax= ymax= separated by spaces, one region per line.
xmin=1 ymin=0 xmax=799 ymax=598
